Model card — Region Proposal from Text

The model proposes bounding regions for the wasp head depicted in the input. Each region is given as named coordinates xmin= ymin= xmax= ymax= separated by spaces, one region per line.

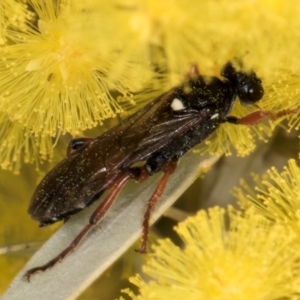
xmin=221 ymin=59 xmax=264 ymax=106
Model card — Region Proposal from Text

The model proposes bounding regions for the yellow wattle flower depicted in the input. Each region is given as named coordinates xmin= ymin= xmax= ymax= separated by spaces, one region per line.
xmin=122 ymin=207 xmax=300 ymax=300
xmin=234 ymin=159 xmax=300 ymax=240
xmin=1 ymin=4 xmax=144 ymax=137
xmin=0 ymin=0 xmax=30 ymax=44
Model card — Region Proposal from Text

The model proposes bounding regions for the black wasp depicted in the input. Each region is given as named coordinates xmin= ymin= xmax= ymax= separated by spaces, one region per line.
xmin=24 ymin=59 xmax=295 ymax=281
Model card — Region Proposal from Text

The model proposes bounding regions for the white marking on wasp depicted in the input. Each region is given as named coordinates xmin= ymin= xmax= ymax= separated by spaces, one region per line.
xmin=171 ymin=98 xmax=185 ymax=111
xmin=210 ymin=113 xmax=219 ymax=120
xmin=98 ymin=167 xmax=107 ymax=172
xmin=77 ymin=202 xmax=87 ymax=209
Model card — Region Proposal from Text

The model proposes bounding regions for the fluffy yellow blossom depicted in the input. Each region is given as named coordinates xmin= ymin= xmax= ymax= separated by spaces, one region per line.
xmin=1 ymin=1 xmax=300 ymax=296
xmin=0 ymin=0 xmax=151 ymax=137
xmin=112 ymin=0 xmax=300 ymax=77
xmin=115 ymin=0 xmax=300 ymax=156
xmin=263 ymin=74 xmax=300 ymax=130
xmin=0 ymin=0 xmax=300 ymax=171
xmin=118 ymin=0 xmax=300 ymax=156
xmin=0 ymin=0 xmax=31 ymax=44
xmin=123 ymin=207 xmax=300 ymax=300
xmin=234 ymin=159 xmax=300 ymax=240
xmin=0 ymin=113 xmax=54 ymax=172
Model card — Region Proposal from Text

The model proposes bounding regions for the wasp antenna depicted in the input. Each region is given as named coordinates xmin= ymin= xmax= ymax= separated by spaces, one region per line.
xmin=187 ymin=63 xmax=200 ymax=78
xmin=231 ymin=57 xmax=244 ymax=68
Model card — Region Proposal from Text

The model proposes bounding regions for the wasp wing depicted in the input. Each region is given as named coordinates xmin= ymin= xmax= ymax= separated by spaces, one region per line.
xmin=99 ymin=90 xmax=217 ymax=169
xmin=29 ymin=89 xmax=217 ymax=225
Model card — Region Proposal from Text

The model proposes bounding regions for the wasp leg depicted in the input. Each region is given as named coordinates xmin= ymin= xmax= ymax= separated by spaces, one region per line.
xmin=225 ymin=108 xmax=298 ymax=125
xmin=66 ymin=137 xmax=94 ymax=157
xmin=136 ymin=160 xmax=177 ymax=254
xmin=24 ymin=170 xmax=136 ymax=282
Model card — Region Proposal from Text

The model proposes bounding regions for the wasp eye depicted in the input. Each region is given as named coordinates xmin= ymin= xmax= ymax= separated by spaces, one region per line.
xmin=251 ymin=87 xmax=263 ymax=99
xmin=221 ymin=60 xmax=264 ymax=106
xmin=239 ymin=76 xmax=264 ymax=105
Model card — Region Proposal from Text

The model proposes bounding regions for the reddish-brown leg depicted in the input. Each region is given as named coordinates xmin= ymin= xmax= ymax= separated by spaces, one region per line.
xmin=136 ymin=161 xmax=177 ymax=254
xmin=226 ymin=108 xmax=298 ymax=125
xmin=24 ymin=171 xmax=135 ymax=282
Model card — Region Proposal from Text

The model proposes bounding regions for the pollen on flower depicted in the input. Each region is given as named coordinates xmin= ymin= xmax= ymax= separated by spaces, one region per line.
xmin=234 ymin=159 xmax=300 ymax=240
xmin=0 ymin=114 xmax=54 ymax=173
xmin=115 ymin=0 xmax=217 ymax=79
xmin=0 ymin=0 xmax=152 ymax=138
xmin=263 ymin=74 xmax=300 ymax=131
xmin=0 ymin=0 xmax=32 ymax=44
xmin=113 ymin=0 xmax=300 ymax=86
xmin=122 ymin=207 xmax=300 ymax=300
